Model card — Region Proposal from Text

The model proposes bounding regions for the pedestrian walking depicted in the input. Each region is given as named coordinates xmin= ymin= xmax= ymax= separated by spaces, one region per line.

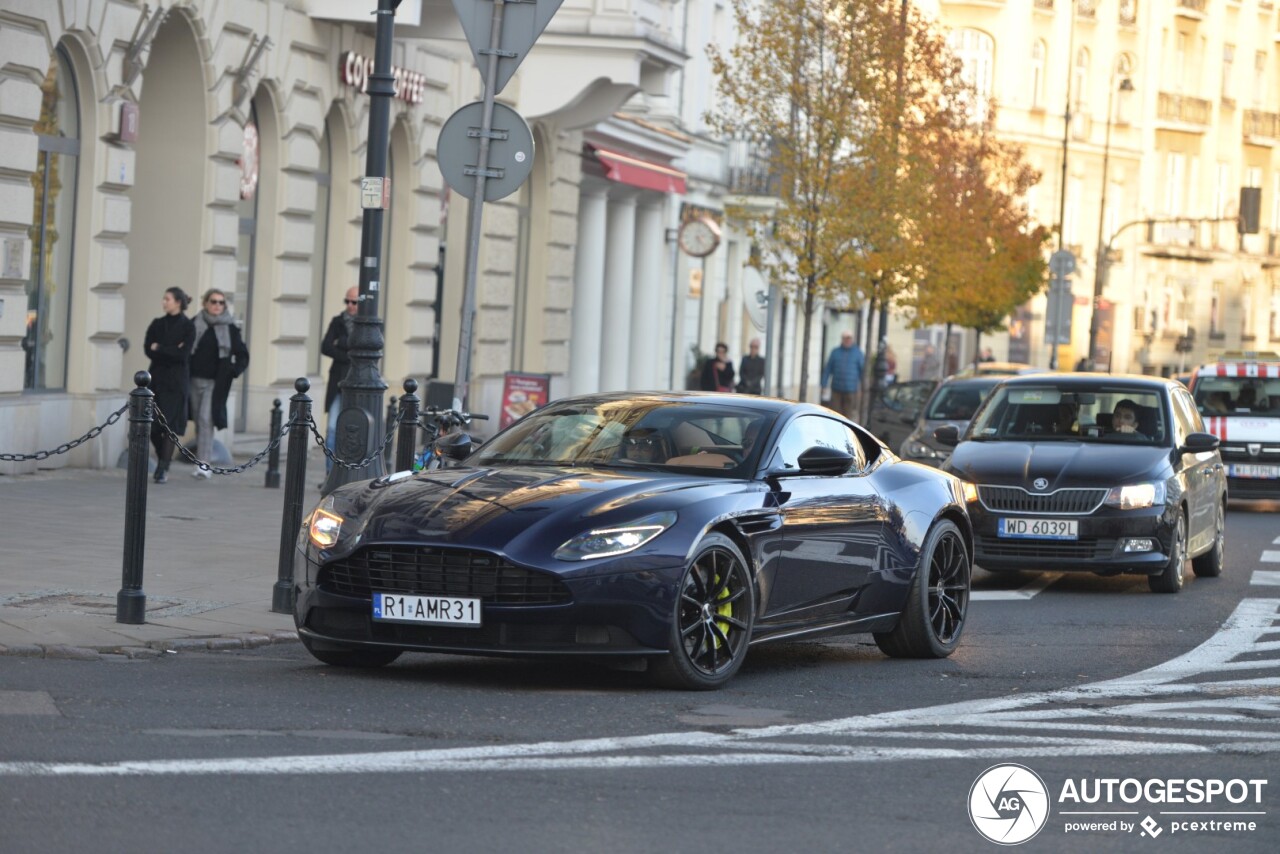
xmin=979 ymin=346 xmax=995 ymax=363
xmin=321 ymin=286 xmax=359 ymax=470
xmin=188 ymin=288 xmax=249 ymax=478
xmin=700 ymin=342 xmax=736 ymax=392
xmin=736 ymin=338 xmax=765 ymax=394
xmin=145 ymin=286 xmax=196 ymax=483
xmin=820 ymin=331 xmax=865 ymax=419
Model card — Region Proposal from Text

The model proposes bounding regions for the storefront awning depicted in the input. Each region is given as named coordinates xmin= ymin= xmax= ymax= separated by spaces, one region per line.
xmin=591 ymin=146 xmax=686 ymax=195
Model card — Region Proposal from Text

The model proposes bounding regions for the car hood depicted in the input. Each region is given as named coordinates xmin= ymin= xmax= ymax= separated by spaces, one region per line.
xmin=328 ymin=465 xmax=742 ymax=549
xmin=944 ymin=440 xmax=1169 ymax=489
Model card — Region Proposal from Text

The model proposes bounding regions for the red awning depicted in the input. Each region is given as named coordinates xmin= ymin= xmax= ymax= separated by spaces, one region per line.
xmin=592 ymin=147 xmax=687 ymax=195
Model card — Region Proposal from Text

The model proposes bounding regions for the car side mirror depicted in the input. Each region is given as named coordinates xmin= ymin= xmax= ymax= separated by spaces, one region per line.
xmin=1182 ymin=431 xmax=1220 ymax=453
xmin=796 ymin=445 xmax=854 ymax=476
xmin=435 ymin=432 xmax=473 ymax=461
xmin=933 ymin=424 xmax=961 ymax=447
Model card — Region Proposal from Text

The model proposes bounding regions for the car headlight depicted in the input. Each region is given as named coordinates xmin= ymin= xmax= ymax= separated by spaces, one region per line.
xmin=554 ymin=511 xmax=677 ymax=561
xmin=308 ymin=507 xmax=344 ymax=548
xmin=902 ymin=439 xmax=939 ymax=459
xmin=1104 ymin=481 xmax=1166 ymax=510
xmin=961 ymin=481 xmax=979 ymax=504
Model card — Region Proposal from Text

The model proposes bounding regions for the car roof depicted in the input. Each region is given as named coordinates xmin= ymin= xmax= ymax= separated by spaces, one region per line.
xmin=994 ymin=372 xmax=1179 ymax=391
xmin=935 ymin=375 xmax=1007 ymax=389
xmin=953 ymin=362 xmax=1044 ymax=376
xmin=1194 ymin=360 xmax=1280 ymax=377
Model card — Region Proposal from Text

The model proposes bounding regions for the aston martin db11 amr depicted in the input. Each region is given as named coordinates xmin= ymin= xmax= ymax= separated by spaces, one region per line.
xmin=294 ymin=392 xmax=974 ymax=689
xmin=938 ymin=374 xmax=1226 ymax=593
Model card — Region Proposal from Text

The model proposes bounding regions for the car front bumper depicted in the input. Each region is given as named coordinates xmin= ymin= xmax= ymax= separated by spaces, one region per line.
xmin=970 ymin=503 xmax=1175 ymax=574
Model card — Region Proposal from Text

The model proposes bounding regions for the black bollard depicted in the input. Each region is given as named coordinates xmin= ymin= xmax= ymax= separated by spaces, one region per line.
xmin=117 ymin=371 xmax=153 ymax=624
xmin=265 ymin=398 xmax=283 ymax=489
xmin=383 ymin=394 xmax=398 ymax=469
xmin=273 ymin=378 xmax=312 ymax=614
xmin=395 ymin=378 xmax=420 ymax=473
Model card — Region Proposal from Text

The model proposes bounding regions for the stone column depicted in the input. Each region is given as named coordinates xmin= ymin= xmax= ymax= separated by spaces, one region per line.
xmin=599 ymin=194 xmax=637 ymax=391
xmin=629 ymin=198 xmax=665 ymax=389
xmin=569 ymin=188 xmax=608 ymax=394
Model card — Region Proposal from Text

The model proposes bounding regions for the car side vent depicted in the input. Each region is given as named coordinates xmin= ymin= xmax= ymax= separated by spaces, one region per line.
xmin=978 ymin=485 xmax=1107 ymax=515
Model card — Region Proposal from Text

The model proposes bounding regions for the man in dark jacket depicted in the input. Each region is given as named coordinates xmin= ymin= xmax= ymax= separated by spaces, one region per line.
xmin=736 ymin=338 xmax=765 ymax=395
xmin=321 ymin=286 xmax=359 ymax=468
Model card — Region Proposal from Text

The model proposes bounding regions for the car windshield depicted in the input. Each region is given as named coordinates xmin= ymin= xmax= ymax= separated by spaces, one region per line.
xmin=471 ymin=399 xmax=775 ymax=476
xmin=1193 ymin=376 xmax=1280 ymax=417
xmin=967 ymin=384 xmax=1169 ymax=445
xmin=924 ymin=381 xmax=998 ymax=421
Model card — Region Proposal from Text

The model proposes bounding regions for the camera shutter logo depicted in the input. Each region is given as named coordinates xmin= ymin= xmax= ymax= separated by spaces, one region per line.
xmin=968 ymin=763 xmax=1050 ymax=845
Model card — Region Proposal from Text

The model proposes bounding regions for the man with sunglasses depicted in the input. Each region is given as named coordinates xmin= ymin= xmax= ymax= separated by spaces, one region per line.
xmin=321 ymin=286 xmax=360 ymax=470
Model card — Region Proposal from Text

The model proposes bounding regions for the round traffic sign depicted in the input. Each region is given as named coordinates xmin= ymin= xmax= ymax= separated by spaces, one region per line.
xmin=1049 ymin=249 xmax=1076 ymax=277
xmin=437 ymin=102 xmax=535 ymax=202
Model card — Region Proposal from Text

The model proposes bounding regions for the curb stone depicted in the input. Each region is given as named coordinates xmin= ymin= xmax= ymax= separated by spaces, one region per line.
xmin=0 ymin=632 xmax=301 ymax=660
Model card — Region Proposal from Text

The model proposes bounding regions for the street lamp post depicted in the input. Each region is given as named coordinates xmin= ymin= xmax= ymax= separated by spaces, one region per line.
xmin=321 ymin=0 xmax=400 ymax=495
xmin=1086 ymin=73 xmax=1133 ymax=372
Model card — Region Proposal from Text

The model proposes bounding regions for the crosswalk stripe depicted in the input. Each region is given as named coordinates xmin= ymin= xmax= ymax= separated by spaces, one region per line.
xmin=1250 ymin=570 xmax=1280 ymax=586
xmin=972 ymin=573 xmax=1061 ymax=600
xmin=1260 ymin=551 xmax=1280 ymax=562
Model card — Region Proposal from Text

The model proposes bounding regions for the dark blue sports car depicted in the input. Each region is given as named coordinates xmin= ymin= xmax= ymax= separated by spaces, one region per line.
xmin=293 ymin=392 xmax=974 ymax=689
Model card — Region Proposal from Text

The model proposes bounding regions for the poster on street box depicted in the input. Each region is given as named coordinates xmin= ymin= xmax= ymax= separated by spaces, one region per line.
xmin=499 ymin=372 xmax=550 ymax=429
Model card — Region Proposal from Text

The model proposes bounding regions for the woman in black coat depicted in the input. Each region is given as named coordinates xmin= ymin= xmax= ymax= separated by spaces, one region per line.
xmin=144 ymin=287 xmax=196 ymax=483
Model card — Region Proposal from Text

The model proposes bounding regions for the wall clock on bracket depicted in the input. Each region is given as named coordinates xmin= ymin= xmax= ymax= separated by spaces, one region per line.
xmin=678 ymin=216 xmax=721 ymax=257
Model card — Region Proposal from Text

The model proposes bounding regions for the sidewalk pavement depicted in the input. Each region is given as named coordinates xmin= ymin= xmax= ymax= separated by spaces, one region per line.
xmin=0 ymin=449 xmax=333 ymax=660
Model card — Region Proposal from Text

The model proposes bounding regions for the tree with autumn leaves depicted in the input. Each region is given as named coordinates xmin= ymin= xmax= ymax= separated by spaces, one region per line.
xmin=709 ymin=0 xmax=1049 ymax=401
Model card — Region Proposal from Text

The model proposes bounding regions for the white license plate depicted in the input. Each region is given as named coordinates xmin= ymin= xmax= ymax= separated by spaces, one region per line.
xmin=372 ymin=592 xmax=481 ymax=626
xmin=1229 ymin=464 xmax=1280 ymax=479
xmin=997 ymin=518 xmax=1078 ymax=540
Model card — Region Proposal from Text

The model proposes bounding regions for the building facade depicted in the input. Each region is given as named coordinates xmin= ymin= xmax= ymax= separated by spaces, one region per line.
xmin=924 ymin=0 xmax=1280 ymax=375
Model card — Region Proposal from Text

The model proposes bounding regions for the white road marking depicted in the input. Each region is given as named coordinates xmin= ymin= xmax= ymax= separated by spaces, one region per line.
xmin=1251 ymin=570 xmax=1280 ymax=586
xmin=1260 ymin=551 xmax=1280 ymax=563
xmin=0 ymin=599 xmax=1275 ymax=778
xmin=971 ymin=572 xmax=1062 ymax=601
xmin=1272 ymin=536 xmax=1280 ymax=545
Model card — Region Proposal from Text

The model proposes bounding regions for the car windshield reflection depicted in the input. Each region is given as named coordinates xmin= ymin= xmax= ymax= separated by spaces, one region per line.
xmin=967 ymin=385 xmax=1169 ymax=445
xmin=471 ymin=400 xmax=776 ymax=475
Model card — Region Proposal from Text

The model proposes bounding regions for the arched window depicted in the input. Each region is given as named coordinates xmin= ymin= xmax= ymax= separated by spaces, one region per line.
xmin=1031 ymin=40 xmax=1047 ymax=109
xmin=947 ymin=28 xmax=995 ymax=122
xmin=26 ymin=46 xmax=80 ymax=390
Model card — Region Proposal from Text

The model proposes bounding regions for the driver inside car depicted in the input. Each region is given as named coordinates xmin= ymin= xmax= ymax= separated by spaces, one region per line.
xmin=621 ymin=428 xmax=667 ymax=464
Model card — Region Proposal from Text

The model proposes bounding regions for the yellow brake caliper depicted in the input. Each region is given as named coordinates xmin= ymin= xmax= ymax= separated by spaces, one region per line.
xmin=713 ymin=573 xmax=733 ymax=648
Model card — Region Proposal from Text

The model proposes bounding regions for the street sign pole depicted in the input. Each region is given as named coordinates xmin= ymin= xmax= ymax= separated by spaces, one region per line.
xmin=321 ymin=0 xmax=398 ymax=495
xmin=1046 ymin=249 xmax=1076 ymax=371
xmin=453 ymin=0 xmax=508 ymax=413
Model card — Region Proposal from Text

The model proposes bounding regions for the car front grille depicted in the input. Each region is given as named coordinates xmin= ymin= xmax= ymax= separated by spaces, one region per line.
xmin=321 ymin=545 xmax=571 ymax=605
xmin=1224 ymin=478 xmax=1280 ymax=497
xmin=978 ymin=485 xmax=1107 ymax=515
xmin=1219 ymin=444 xmax=1280 ymax=460
xmin=976 ymin=536 xmax=1119 ymax=560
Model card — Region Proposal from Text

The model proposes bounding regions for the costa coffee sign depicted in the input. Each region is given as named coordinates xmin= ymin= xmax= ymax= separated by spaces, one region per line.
xmin=340 ymin=51 xmax=425 ymax=105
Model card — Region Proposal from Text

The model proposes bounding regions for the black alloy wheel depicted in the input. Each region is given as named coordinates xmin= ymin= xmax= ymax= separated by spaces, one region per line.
xmin=301 ymin=634 xmax=402 ymax=668
xmin=652 ymin=533 xmax=755 ymax=690
xmin=1149 ymin=509 xmax=1187 ymax=593
xmin=1191 ymin=500 xmax=1225 ymax=578
xmin=874 ymin=519 xmax=970 ymax=658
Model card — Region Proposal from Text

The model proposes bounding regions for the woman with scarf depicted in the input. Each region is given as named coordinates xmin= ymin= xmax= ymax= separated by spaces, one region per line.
xmin=145 ymin=287 xmax=196 ymax=483
xmin=188 ymin=288 xmax=249 ymax=478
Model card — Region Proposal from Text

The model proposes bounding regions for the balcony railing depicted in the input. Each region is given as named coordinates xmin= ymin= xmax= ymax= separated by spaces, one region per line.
xmin=1244 ymin=109 xmax=1280 ymax=143
xmin=1157 ymin=92 xmax=1212 ymax=126
xmin=726 ymin=137 xmax=782 ymax=198
xmin=1076 ymin=0 xmax=1097 ymax=18
xmin=1175 ymin=0 xmax=1207 ymax=16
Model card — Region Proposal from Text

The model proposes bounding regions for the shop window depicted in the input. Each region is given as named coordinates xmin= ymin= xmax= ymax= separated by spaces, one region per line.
xmin=25 ymin=47 xmax=80 ymax=391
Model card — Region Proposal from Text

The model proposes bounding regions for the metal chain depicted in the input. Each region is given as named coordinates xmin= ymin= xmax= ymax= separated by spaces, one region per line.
xmin=0 ymin=404 xmax=129 ymax=462
xmin=304 ymin=409 xmax=404 ymax=470
xmin=153 ymin=408 xmax=293 ymax=475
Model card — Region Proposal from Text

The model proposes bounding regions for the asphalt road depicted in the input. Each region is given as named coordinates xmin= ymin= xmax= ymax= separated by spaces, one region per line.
xmin=2 ymin=503 xmax=1278 ymax=853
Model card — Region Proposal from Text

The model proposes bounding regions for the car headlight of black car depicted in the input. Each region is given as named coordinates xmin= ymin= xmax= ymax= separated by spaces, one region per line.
xmin=1103 ymin=481 xmax=1166 ymax=510
xmin=308 ymin=506 xmax=344 ymax=548
xmin=554 ymin=511 xmax=678 ymax=561
xmin=902 ymin=438 xmax=940 ymax=459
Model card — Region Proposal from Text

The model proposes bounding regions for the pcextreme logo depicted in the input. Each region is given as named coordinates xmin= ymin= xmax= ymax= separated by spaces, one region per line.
xmin=968 ymin=764 xmax=1051 ymax=845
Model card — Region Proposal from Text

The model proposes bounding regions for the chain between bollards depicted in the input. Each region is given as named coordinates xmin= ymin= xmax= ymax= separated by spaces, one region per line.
xmin=395 ymin=378 xmax=420 ymax=474
xmin=265 ymin=398 xmax=283 ymax=488
xmin=117 ymin=371 xmax=153 ymax=624
xmin=274 ymin=378 xmax=313 ymax=614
